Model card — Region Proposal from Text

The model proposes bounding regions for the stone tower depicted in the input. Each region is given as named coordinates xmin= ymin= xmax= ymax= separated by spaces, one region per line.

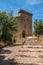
xmin=15 ymin=10 xmax=32 ymax=37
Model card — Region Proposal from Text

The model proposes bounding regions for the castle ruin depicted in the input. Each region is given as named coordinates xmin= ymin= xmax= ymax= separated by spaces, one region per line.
xmin=15 ymin=10 xmax=32 ymax=37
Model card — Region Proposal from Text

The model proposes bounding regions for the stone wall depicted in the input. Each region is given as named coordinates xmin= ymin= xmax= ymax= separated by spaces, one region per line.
xmin=15 ymin=10 xmax=32 ymax=37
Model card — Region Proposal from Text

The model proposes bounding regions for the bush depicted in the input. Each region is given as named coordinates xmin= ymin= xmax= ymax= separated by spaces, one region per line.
xmin=13 ymin=38 xmax=17 ymax=43
xmin=6 ymin=33 xmax=12 ymax=42
xmin=0 ymin=33 xmax=12 ymax=44
xmin=22 ymin=30 xmax=26 ymax=38
xmin=0 ymin=35 xmax=2 ymax=41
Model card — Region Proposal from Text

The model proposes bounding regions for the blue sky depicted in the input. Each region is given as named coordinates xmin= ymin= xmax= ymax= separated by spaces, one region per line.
xmin=0 ymin=0 xmax=43 ymax=27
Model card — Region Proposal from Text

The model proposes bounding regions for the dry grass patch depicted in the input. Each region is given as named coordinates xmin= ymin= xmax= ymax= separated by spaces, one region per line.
xmin=39 ymin=36 xmax=43 ymax=42
xmin=0 ymin=42 xmax=7 ymax=48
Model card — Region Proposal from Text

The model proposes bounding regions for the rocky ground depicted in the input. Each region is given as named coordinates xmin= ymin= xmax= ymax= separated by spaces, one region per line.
xmin=0 ymin=37 xmax=43 ymax=65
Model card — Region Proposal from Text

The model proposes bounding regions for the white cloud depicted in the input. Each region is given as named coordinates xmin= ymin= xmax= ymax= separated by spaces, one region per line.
xmin=8 ymin=0 xmax=43 ymax=5
xmin=27 ymin=0 xmax=43 ymax=5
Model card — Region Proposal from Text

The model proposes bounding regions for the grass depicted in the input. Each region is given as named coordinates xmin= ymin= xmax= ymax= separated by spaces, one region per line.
xmin=39 ymin=35 xmax=43 ymax=42
xmin=0 ymin=42 xmax=7 ymax=48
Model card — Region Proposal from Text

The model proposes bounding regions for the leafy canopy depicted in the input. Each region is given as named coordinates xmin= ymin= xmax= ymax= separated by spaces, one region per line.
xmin=34 ymin=19 xmax=43 ymax=36
xmin=0 ymin=10 xmax=18 ymax=42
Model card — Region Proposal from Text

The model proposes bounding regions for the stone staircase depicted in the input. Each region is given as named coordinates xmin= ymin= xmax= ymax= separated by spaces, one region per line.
xmin=0 ymin=37 xmax=43 ymax=65
xmin=25 ymin=37 xmax=42 ymax=45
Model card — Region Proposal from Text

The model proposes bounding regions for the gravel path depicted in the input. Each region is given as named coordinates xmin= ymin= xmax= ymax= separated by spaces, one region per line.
xmin=0 ymin=38 xmax=43 ymax=65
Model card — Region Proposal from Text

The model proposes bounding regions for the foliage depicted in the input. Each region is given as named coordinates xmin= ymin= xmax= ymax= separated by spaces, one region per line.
xmin=13 ymin=38 xmax=17 ymax=43
xmin=34 ymin=19 xmax=43 ymax=39
xmin=0 ymin=10 xmax=18 ymax=43
xmin=22 ymin=30 xmax=26 ymax=38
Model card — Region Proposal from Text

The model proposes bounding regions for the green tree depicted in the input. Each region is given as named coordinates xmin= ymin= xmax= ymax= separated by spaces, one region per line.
xmin=34 ymin=19 xmax=43 ymax=40
xmin=0 ymin=10 xmax=18 ymax=43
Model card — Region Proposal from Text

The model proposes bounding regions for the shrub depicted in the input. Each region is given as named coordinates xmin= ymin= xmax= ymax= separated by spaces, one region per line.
xmin=22 ymin=30 xmax=26 ymax=38
xmin=0 ymin=35 xmax=2 ymax=41
xmin=0 ymin=33 xmax=12 ymax=45
xmin=13 ymin=38 xmax=17 ymax=43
